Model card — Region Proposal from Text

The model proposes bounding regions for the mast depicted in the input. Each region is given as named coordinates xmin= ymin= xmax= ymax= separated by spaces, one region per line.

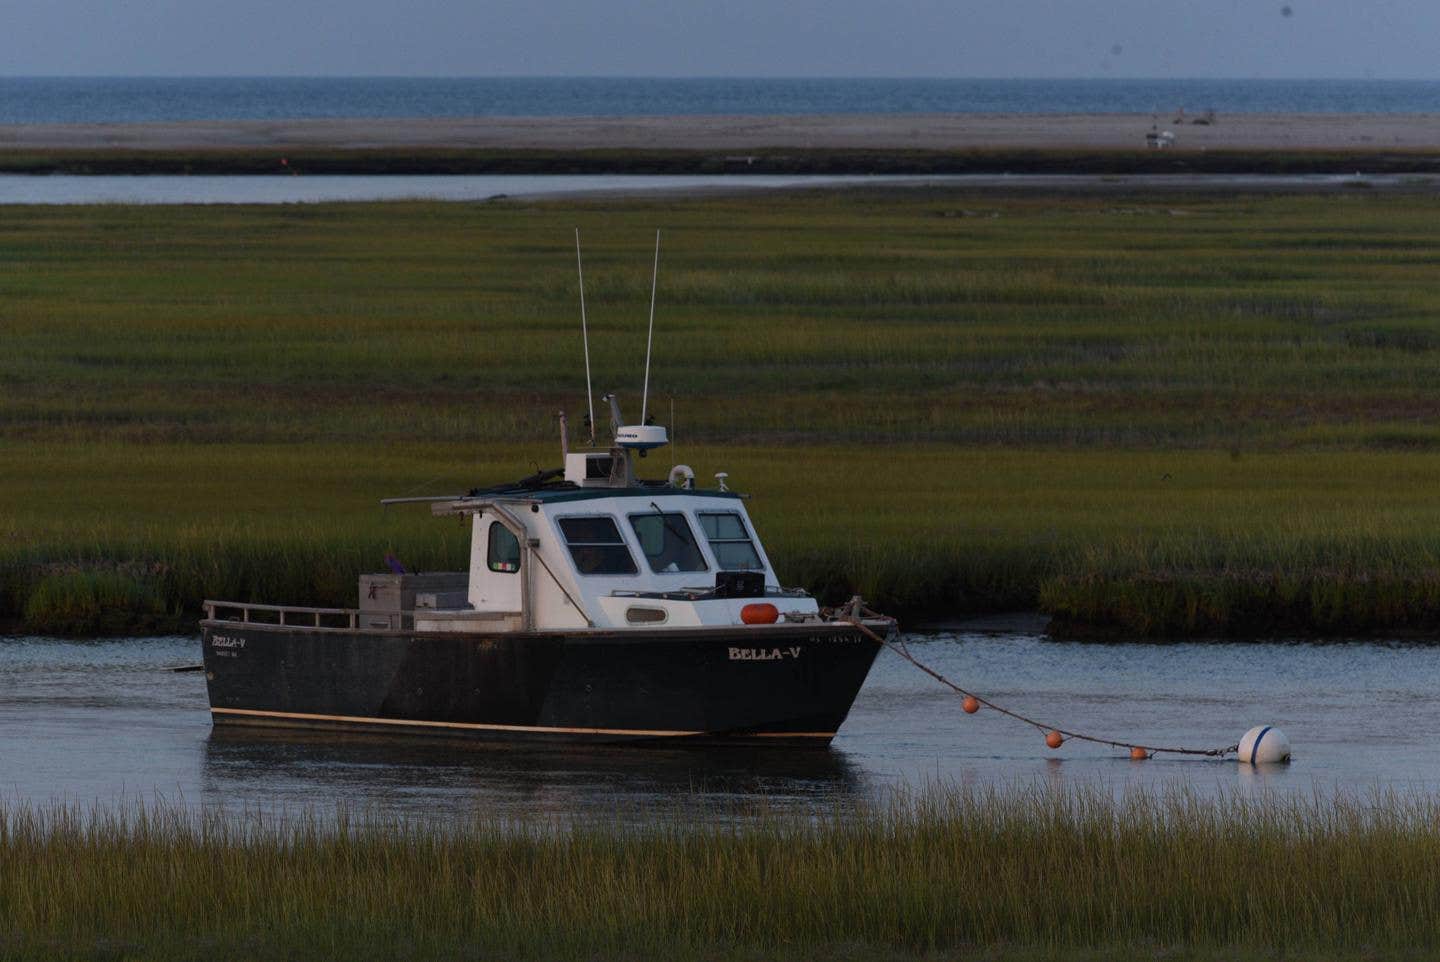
xmin=575 ymin=228 xmax=596 ymax=445
xmin=641 ymin=229 xmax=660 ymax=425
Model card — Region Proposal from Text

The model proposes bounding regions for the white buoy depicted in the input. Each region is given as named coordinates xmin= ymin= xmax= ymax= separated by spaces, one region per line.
xmin=1237 ymin=725 xmax=1291 ymax=765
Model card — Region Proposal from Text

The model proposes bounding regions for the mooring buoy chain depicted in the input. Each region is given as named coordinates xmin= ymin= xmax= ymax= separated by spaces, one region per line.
xmin=838 ymin=610 xmax=1239 ymax=760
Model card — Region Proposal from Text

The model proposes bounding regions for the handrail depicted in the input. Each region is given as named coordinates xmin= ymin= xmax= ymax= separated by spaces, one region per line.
xmin=202 ymin=598 xmax=533 ymax=635
xmin=204 ymin=600 xmax=355 ymax=616
xmin=204 ymin=599 xmax=365 ymax=631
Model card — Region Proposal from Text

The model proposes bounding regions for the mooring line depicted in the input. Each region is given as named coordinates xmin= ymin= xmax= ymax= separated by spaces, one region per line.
xmin=839 ymin=611 xmax=1238 ymax=759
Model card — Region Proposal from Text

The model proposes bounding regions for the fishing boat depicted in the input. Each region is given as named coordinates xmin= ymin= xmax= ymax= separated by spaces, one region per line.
xmin=199 ymin=234 xmax=894 ymax=746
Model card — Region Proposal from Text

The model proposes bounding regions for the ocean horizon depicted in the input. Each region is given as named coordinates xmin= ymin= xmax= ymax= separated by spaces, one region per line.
xmin=1 ymin=76 xmax=1437 ymax=125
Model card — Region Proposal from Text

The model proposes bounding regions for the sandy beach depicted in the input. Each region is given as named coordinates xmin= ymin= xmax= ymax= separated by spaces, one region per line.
xmin=1 ymin=113 xmax=1438 ymax=152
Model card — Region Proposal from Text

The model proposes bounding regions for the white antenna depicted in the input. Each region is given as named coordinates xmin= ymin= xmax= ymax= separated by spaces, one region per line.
xmin=574 ymin=228 xmax=596 ymax=444
xmin=641 ymin=229 xmax=660 ymax=425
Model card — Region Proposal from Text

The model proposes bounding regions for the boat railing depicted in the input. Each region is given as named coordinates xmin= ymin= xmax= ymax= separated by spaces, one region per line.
xmin=202 ymin=600 xmax=412 ymax=633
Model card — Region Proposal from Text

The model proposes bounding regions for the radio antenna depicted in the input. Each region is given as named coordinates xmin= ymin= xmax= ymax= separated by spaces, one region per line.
xmin=574 ymin=228 xmax=596 ymax=445
xmin=641 ymin=229 xmax=660 ymax=425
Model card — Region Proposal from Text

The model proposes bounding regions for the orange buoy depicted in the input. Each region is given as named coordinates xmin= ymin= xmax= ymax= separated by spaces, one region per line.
xmin=962 ymin=695 xmax=980 ymax=714
xmin=1045 ymin=730 xmax=1064 ymax=750
xmin=1130 ymin=747 xmax=1149 ymax=761
xmin=740 ymin=603 xmax=779 ymax=625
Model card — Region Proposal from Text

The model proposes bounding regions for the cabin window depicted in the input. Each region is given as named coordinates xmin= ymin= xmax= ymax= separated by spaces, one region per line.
xmin=487 ymin=522 xmax=521 ymax=573
xmin=558 ymin=516 xmax=638 ymax=576
xmin=628 ymin=512 xmax=707 ymax=574
xmin=697 ymin=512 xmax=764 ymax=571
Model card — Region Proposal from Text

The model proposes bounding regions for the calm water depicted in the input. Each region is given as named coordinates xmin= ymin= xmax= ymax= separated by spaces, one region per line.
xmin=2 ymin=77 xmax=1439 ymax=125
xmin=1 ymin=173 xmax=1423 ymax=206
xmin=0 ymin=173 xmax=892 ymax=205
xmin=3 ymin=633 xmax=1436 ymax=821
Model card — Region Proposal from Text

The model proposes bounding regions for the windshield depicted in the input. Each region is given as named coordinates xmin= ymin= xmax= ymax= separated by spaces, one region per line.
xmin=697 ymin=511 xmax=763 ymax=571
xmin=558 ymin=516 xmax=638 ymax=576
xmin=629 ymin=512 xmax=707 ymax=574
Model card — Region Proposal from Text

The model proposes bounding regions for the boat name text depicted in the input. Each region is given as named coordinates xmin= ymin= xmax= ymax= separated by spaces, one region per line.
xmin=210 ymin=634 xmax=245 ymax=658
xmin=729 ymin=646 xmax=802 ymax=661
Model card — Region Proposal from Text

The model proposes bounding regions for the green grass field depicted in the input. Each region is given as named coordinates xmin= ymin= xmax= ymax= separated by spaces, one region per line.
xmin=5 ymin=189 xmax=1440 ymax=635
xmin=6 ymin=783 xmax=1440 ymax=961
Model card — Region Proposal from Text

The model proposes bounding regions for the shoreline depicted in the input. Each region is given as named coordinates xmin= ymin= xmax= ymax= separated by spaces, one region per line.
xmin=2 ymin=113 xmax=1440 ymax=176
xmin=3 ymin=148 xmax=1439 ymax=179
xmin=5 ymin=112 xmax=1440 ymax=152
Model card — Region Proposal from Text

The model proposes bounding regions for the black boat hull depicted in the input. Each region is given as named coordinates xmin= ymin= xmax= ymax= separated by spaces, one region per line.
xmin=200 ymin=621 xmax=883 ymax=746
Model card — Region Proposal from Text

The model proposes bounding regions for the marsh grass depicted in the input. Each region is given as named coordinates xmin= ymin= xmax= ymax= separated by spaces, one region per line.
xmin=11 ymin=442 xmax=1440 ymax=634
xmin=6 ymin=192 xmax=1440 ymax=449
xmin=21 ymin=567 xmax=175 ymax=635
xmin=682 ymin=445 xmax=1440 ymax=636
xmin=7 ymin=192 xmax=1440 ymax=634
xmin=5 ymin=783 xmax=1440 ymax=960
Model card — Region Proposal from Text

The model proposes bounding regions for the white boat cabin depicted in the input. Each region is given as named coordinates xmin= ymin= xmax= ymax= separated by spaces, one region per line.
xmin=415 ymin=451 xmax=818 ymax=633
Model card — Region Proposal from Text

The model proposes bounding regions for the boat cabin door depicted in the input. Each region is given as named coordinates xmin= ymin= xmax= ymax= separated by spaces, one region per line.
xmin=468 ymin=511 xmax=524 ymax=615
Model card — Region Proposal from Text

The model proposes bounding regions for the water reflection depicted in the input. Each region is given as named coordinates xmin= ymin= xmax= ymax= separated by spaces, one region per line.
xmin=0 ymin=174 xmax=888 ymax=206
xmin=201 ymin=726 xmax=864 ymax=821
xmin=0 ymin=174 xmax=1430 ymax=207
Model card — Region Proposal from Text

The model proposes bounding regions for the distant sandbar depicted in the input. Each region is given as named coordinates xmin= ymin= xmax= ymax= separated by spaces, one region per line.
xmin=1 ymin=113 xmax=1438 ymax=152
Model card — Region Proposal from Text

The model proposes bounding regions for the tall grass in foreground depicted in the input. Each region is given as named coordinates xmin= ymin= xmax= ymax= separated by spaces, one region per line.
xmin=4 ymin=783 xmax=1440 ymax=961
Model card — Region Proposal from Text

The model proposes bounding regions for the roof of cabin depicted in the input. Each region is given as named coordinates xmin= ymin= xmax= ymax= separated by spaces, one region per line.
xmin=486 ymin=485 xmax=743 ymax=506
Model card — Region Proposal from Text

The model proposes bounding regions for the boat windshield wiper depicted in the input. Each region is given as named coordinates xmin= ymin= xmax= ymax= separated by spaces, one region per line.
xmin=648 ymin=500 xmax=691 ymax=544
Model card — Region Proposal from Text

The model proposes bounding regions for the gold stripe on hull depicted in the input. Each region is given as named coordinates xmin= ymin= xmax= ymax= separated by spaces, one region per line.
xmin=210 ymin=707 xmax=835 ymax=739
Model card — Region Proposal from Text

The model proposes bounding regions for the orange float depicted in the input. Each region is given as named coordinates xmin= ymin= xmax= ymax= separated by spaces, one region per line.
xmin=740 ymin=603 xmax=779 ymax=625
xmin=1130 ymin=747 xmax=1149 ymax=761
xmin=1045 ymin=730 xmax=1064 ymax=750
xmin=962 ymin=696 xmax=980 ymax=714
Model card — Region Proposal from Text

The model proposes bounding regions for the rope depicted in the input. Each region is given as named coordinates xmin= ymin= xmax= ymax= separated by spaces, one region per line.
xmin=836 ymin=606 xmax=1237 ymax=760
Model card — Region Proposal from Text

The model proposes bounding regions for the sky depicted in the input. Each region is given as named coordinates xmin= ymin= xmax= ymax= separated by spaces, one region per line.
xmin=3 ymin=0 xmax=1437 ymax=79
